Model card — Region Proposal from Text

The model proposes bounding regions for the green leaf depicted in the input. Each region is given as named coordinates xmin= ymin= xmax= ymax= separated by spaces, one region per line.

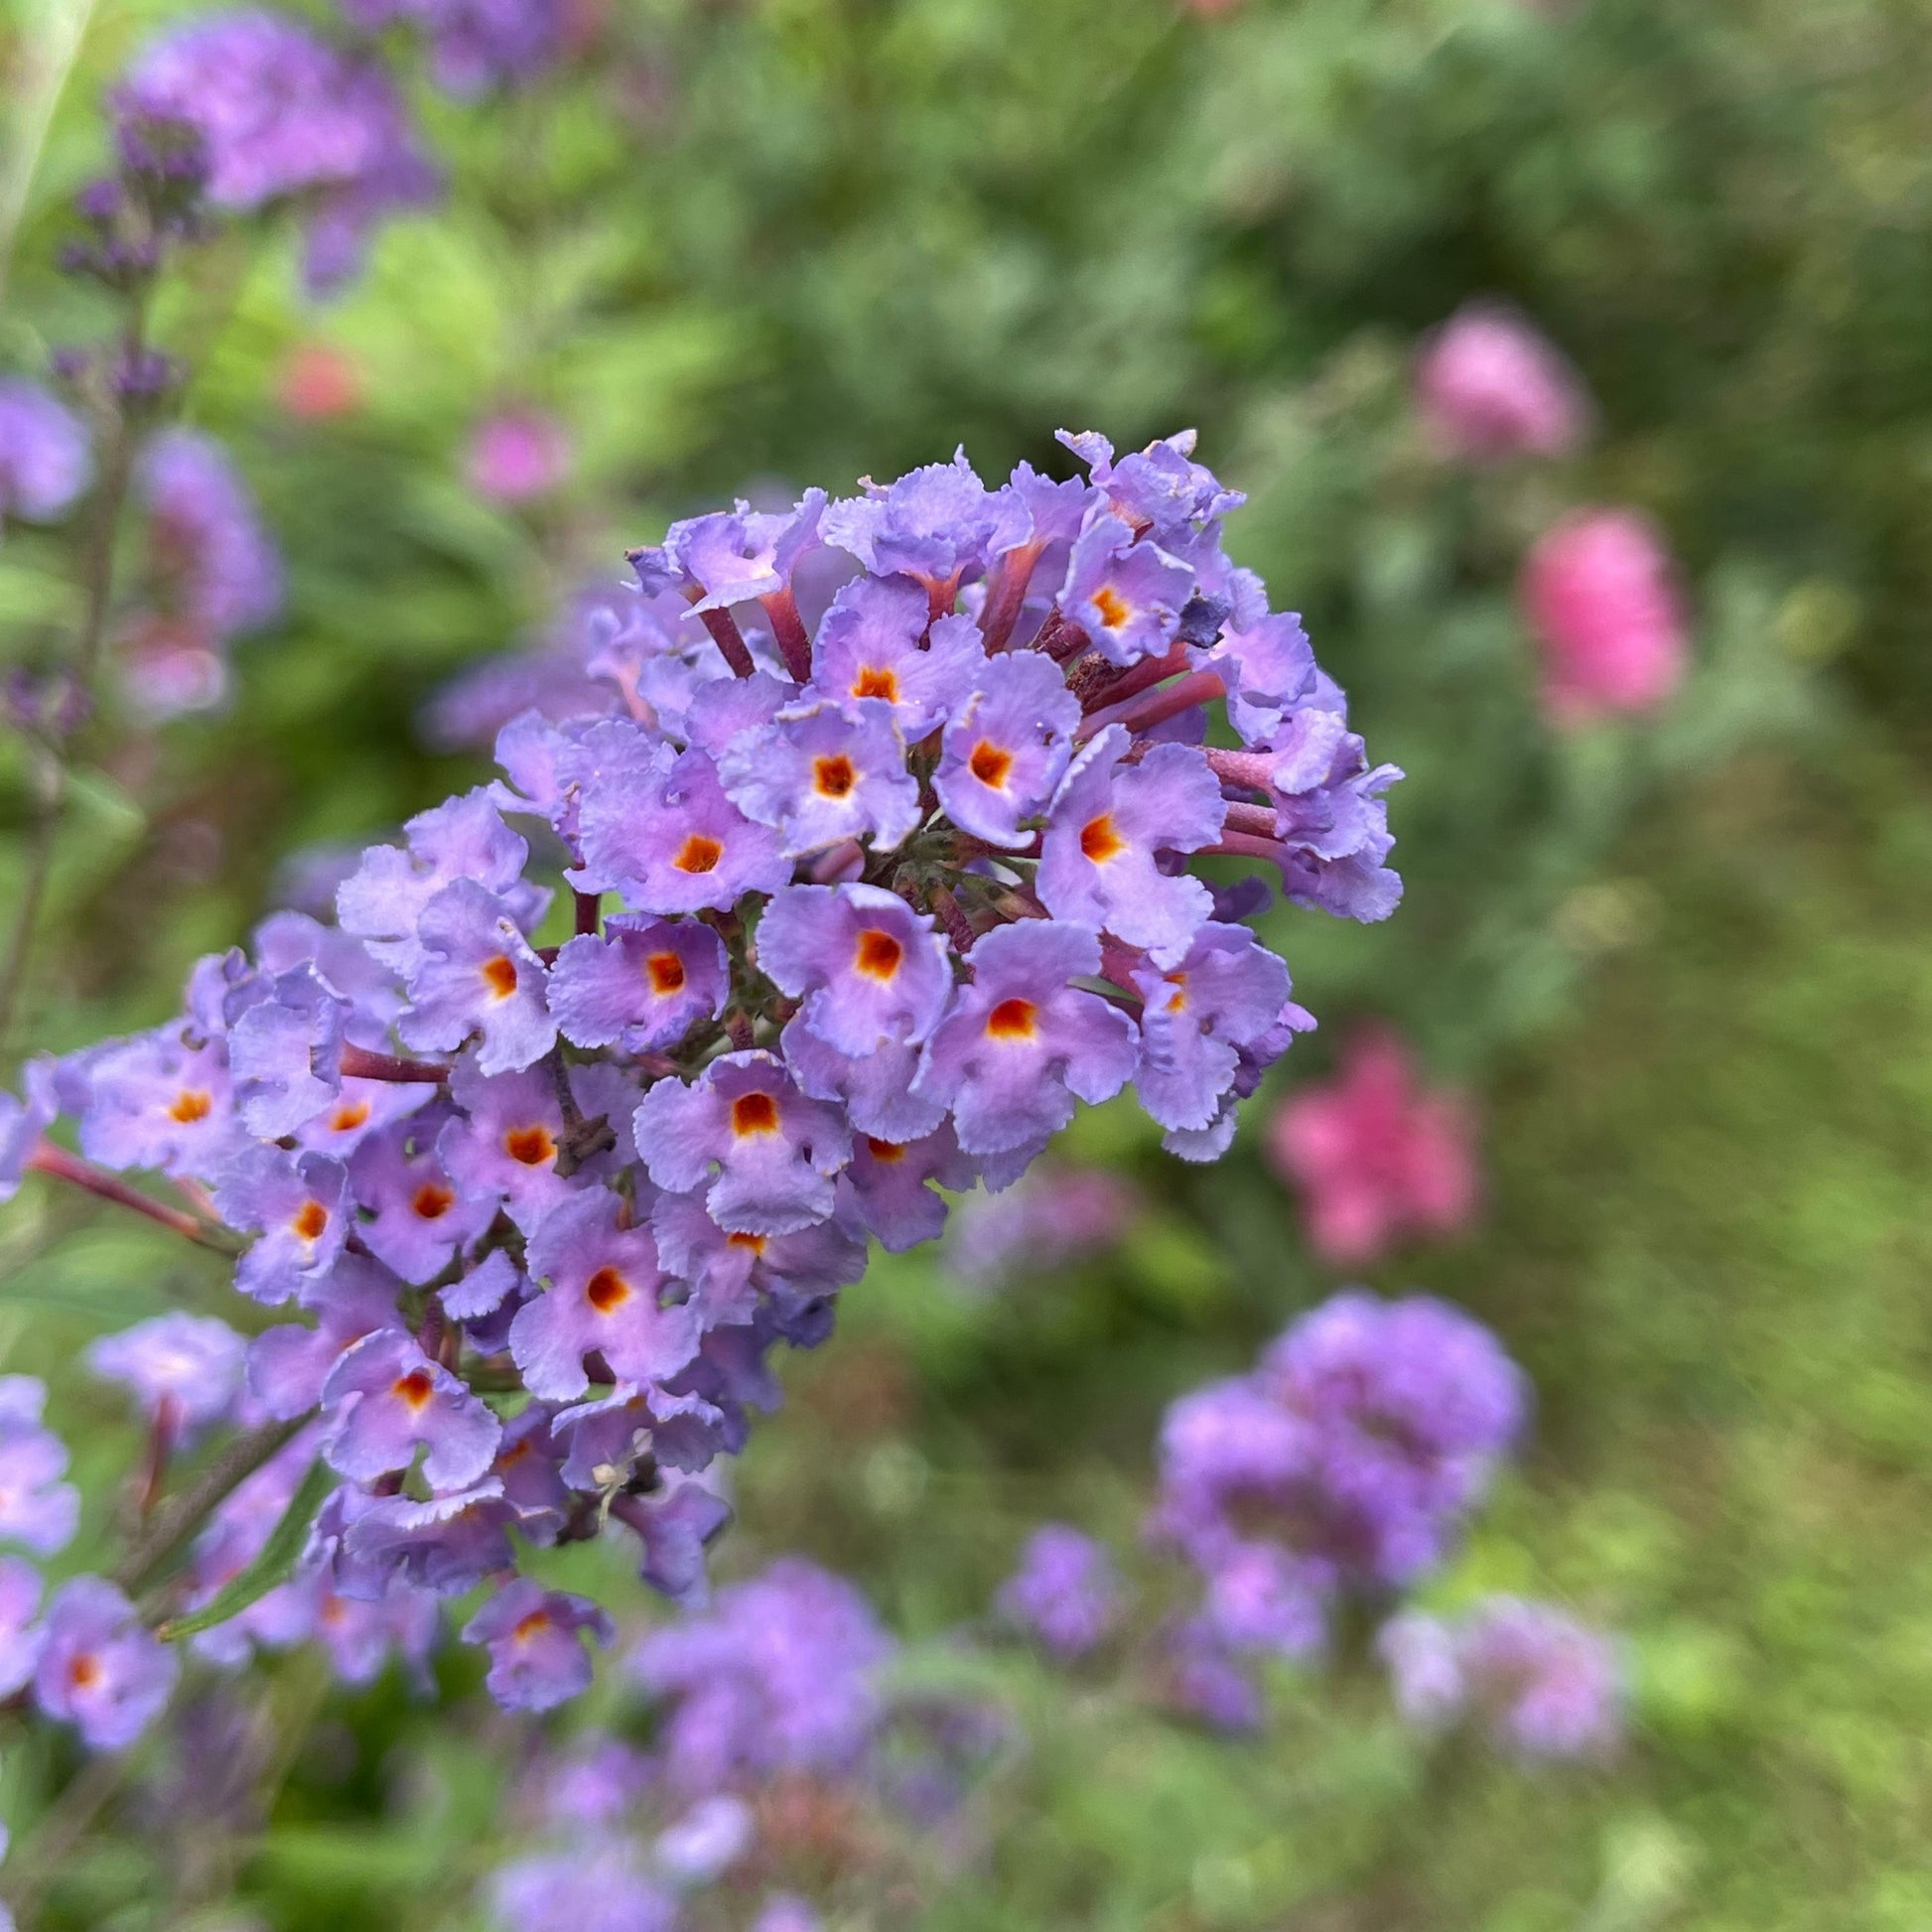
xmin=156 ymin=1456 xmax=335 ymax=1642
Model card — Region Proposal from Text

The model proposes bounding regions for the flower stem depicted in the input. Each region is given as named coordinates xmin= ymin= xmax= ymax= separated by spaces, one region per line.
xmin=25 ymin=1140 xmax=239 ymax=1251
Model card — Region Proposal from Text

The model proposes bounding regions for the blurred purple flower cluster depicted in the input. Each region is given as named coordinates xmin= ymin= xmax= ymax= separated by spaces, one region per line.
xmin=1148 ymin=1291 xmax=1526 ymax=1719
xmin=0 ymin=429 xmax=1395 ymax=1748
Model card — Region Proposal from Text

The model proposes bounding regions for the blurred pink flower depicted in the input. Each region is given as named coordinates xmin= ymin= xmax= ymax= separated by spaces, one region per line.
xmin=466 ymin=409 xmax=573 ymax=503
xmin=1266 ymin=1029 xmax=1478 ymax=1265
xmin=279 ymin=344 xmax=363 ymax=421
xmin=1520 ymin=508 xmax=1688 ymax=727
xmin=1415 ymin=304 xmax=1589 ymax=464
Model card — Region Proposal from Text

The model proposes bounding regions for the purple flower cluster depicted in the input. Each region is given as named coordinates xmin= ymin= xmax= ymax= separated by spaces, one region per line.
xmin=484 ymin=1559 xmax=915 ymax=1931
xmin=0 ymin=1377 xmax=183 ymax=1753
xmin=120 ymin=428 xmax=284 ymax=719
xmin=1379 ymin=1595 xmax=1624 ymax=1761
xmin=114 ymin=9 xmax=438 ymax=296
xmin=340 ymin=0 xmax=569 ymax=97
xmin=995 ymin=1524 xmax=1122 ymax=1661
xmin=1148 ymin=1292 xmax=1526 ymax=1715
xmin=3 ymin=430 xmax=1393 ymax=1728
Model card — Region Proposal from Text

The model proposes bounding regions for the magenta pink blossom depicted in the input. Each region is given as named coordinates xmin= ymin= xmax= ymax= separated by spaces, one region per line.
xmin=1266 ymin=1029 xmax=1478 ymax=1265
xmin=466 ymin=409 xmax=573 ymax=503
xmin=1414 ymin=304 xmax=1590 ymax=464
xmin=1519 ymin=509 xmax=1688 ymax=727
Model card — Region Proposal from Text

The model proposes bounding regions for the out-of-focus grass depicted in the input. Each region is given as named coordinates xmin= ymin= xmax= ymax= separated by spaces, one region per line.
xmin=728 ymin=733 xmax=1932 ymax=1931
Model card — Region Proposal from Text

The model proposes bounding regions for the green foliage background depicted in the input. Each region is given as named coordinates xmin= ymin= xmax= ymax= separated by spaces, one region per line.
xmin=2 ymin=0 xmax=1929 ymax=1924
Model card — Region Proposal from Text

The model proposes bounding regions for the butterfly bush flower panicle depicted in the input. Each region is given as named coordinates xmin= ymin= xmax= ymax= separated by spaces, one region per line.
xmin=1381 ymin=1596 xmax=1624 ymax=1762
xmin=997 ymin=1525 xmax=1123 ymax=1661
xmin=6 ymin=428 xmax=1395 ymax=1708
xmin=1267 ymin=1027 xmax=1479 ymax=1264
xmin=1521 ymin=508 xmax=1689 ymax=727
xmin=1415 ymin=303 xmax=1593 ymax=464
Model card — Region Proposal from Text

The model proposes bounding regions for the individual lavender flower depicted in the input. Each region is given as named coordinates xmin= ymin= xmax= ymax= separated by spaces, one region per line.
xmin=0 ymin=1057 xmax=60 ymax=1202
xmin=811 ymin=575 xmax=985 ymax=733
xmin=346 ymin=1123 xmax=494 ymax=1285
xmin=1380 ymin=1597 xmax=1624 ymax=1762
xmin=512 ymin=1188 xmax=698 ymax=1401
xmin=311 ymin=1580 xmax=441 ymax=1686
xmin=757 ymin=884 xmax=952 ymax=1056
xmin=399 ymin=880 xmax=556 ymax=1073
xmin=1266 ymin=1028 xmax=1479 ymax=1264
xmin=1037 ymin=728 xmax=1224 ymax=955
xmin=1521 ymin=509 xmax=1688 ymax=726
xmin=822 ymin=449 xmax=1028 ymax=606
xmin=932 ymin=650 xmax=1079 ymax=846
xmin=631 ymin=1557 xmax=895 ymax=1794
xmin=634 ymin=1050 xmax=852 ymax=1236
xmin=1415 ymin=304 xmax=1591 ymax=464
xmin=1059 ymin=515 xmax=1194 ymax=666
xmin=115 ymin=10 xmax=438 ymax=296
xmin=0 ymin=1377 xmax=80 ymax=1556
xmin=463 ymin=1578 xmax=613 ymax=1712
xmin=0 ymin=379 xmax=90 ymax=526
xmin=215 ymin=1147 xmax=350 ymax=1303
xmin=913 ymin=921 xmax=1139 ymax=1156
xmin=35 ymin=1576 xmax=180 ymax=1750
xmin=320 ymin=1328 xmax=501 ymax=1488
xmin=841 ymin=1122 xmax=975 ymax=1252
xmin=997 ymin=1525 xmax=1122 ymax=1660
xmin=575 ymin=733 xmax=789 ymax=914
xmin=132 ymin=430 xmax=282 ymax=643
xmin=467 ymin=409 xmax=573 ymax=503
xmin=718 ymin=698 xmax=922 ymax=859
xmin=74 ymin=1024 xmax=243 ymax=1181
xmin=0 ymin=1557 xmax=45 ymax=1697
xmin=548 ymin=917 xmax=730 ymax=1052
xmin=86 ymin=1311 xmax=246 ymax=1442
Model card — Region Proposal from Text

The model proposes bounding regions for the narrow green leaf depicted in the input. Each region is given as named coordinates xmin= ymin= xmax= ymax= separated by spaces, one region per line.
xmin=156 ymin=1456 xmax=334 ymax=1642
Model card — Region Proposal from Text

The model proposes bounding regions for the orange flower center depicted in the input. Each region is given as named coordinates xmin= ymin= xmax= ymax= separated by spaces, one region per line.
xmin=392 ymin=1370 xmax=435 ymax=1410
xmin=1163 ymin=971 xmax=1188 ymax=1014
xmin=865 ymin=1137 xmax=906 ymax=1163
xmin=168 ymin=1088 xmax=212 ymax=1124
xmin=291 ymin=1199 xmax=330 ymax=1242
xmin=646 ymin=950 xmax=686 ymax=996
xmin=68 ymin=1654 xmax=101 ymax=1690
xmin=813 ymin=754 xmax=857 ymax=799
xmin=586 ymin=1266 xmax=630 ymax=1312
xmin=852 ymin=666 xmax=898 ymax=702
xmin=727 ymin=1231 xmax=767 ymax=1254
xmin=855 ymin=928 xmax=903 ymax=980
xmin=481 ymin=953 xmax=519 ymax=1000
xmin=512 ymin=1609 xmax=551 ymax=1641
xmin=328 ymin=1099 xmax=372 ymax=1134
xmin=673 ymin=834 xmax=724 ymax=875
xmin=1080 ymin=814 xmax=1125 ymax=864
xmin=503 ymin=1124 xmax=556 ymax=1167
xmin=411 ymin=1182 xmax=455 ymax=1221
xmin=986 ymin=997 xmax=1037 ymax=1039
xmin=968 ymin=741 xmax=1013 ymax=788
xmin=731 ymin=1091 xmax=779 ymax=1138
xmin=1092 ymin=586 xmax=1131 ymax=630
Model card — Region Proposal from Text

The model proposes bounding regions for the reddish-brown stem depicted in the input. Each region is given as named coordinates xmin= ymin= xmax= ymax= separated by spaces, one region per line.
xmin=809 ymin=840 xmax=865 ymax=884
xmin=338 ymin=1043 xmax=449 ymax=1084
xmin=574 ymin=890 xmax=602 ymax=937
xmin=1202 ymin=831 xmax=1288 ymax=868
xmin=1034 ymin=611 xmax=1089 ymax=662
xmin=692 ymin=603 xmax=757 ymax=679
xmin=929 ymin=886 xmax=979 ymax=954
xmin=26 ymin=1142 xmax=231 ymax=1249
xmin=135 ymin=1397 xmax=181 ymax=1519
xmin=1203 ymin=745 xmax=1275 ymax=791
xmin=1077 ymin=639 xmax=1190 ymax=716
xmin=759 ymin=589 xmax=813 ymax=684
xmin=1079 ymin=668 xmax=1225 ymax=744
xmin=1220 ymin=799 xmax=1279 ymax=839
xmin=1099 ymin=936 xmax=1148 ymax=997
xmin=978 ymin=542 xmax=1043 ymax=653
